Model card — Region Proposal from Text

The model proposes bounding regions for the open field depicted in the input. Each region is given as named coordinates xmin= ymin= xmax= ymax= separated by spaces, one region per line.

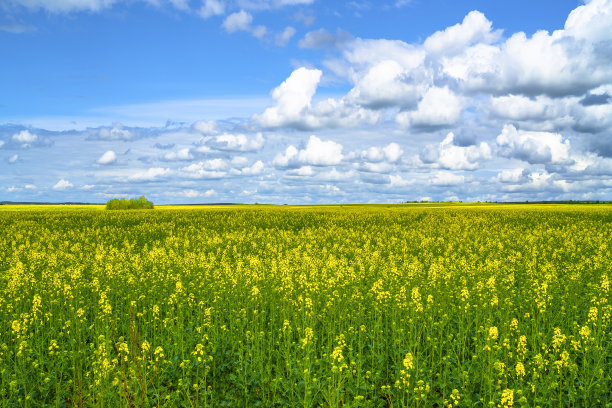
xmin=0 ymin=204 xmax=610 ymax=407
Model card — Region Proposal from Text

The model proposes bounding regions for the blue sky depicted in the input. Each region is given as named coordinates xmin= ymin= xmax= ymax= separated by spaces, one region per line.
xmin=2 ymin=0 xmax=612 ymax=203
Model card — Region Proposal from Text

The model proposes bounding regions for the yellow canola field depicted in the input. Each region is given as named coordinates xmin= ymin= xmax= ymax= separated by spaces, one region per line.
xmin=0 ymin=204 xmax=610 ymax=407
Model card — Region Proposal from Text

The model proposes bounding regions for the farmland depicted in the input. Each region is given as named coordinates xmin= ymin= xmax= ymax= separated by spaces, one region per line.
xmin=0 ymin=204 xmax=610 ymax=407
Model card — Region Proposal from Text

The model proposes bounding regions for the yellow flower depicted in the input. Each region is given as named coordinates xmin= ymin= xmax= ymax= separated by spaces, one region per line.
xmin=499 ymin=389 xmax=514 ymax=407
xmin=515 ymin=362 xmax=525 ymax=377
xmin=403 ymin=352 xmax=414 ymax=370
xmin=488 ymin=326 xmax=499 ymax=341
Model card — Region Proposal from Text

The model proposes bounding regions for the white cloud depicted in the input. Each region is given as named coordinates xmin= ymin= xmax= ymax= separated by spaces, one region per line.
xmin=442 ymin=0 xmax=612 ymax=97
xmin=571 ymin=100 xmax=612 ymax=133
xmin=12 ymin=130 xmax=38 ymax=147
xmin=177 ymin=189 xmax=201 ymax=198
xmin=236 ymin=0 xmax=313 ymax=10
xmin=127 ymin=167 xmax=171 ymax=182
xmin=298 ymin=28 xmax=351 ymax=49
xmin=564 ymin=0 xmax=612 ymax=43
xmin=255 ymin=67 xmax=321 ymax=127
xmin=96 ymin=150 xmax=117 ymax=165
xmin=238 ymin=160 xmax=264 ymax=175
xmin=223 ymin=10 xmax=252 ymax=33
xmin=359 ymin=161 xmax=394 ymax=174
xmin=168 ymin=0 xmax=189 ymax=10
xmin=424 ymin=10 xmax=501 ymax=56
xmin=92 ymin=123 xmax=133 ymax=141
xmin=163 ymin=148 xmax=193 ymax=161
xmin=297 ymin=136 xmax=343 ymax=166
xmin=397 ymin=87 xmax=464 ymax=128
xmin=8 ymin=154 xmax=18 ymax=164
xmin=317 ymin=168 xmax=355 ymax=181
xmin=347 ymin=60 xmax=423 ymax=109
xmin=0 ymin=141 xmax=4 ymax=148
xmin=496 ymin=168 xmax=530 ymax=184
xmin=53 ymin=178 xmax=73 ymax=190
xmin=255 ymin=67 xmax=381 ymax=129
xmin=0 ymin=22 xmax=37 ymax=34
xmin=275 ymin=26 xmax=296 ymax=46
xmin=496 ymin=124 xmax=572 ymax=165
xmin=230 ymin=156 xmax=249 ymax=167
xmin=7 ymin=0 xmax=118 ymax=13
xmin=431 ymin=171 xmax=466 ymax=186
xmin=360 ymin=143 xmax=403 ymax=163
xmin=25 ymin=184 xmax=36 ymax=189
xmin=192 ymin=120 xmax=218 ymax=135
xmin=199 ymin=0 xmax=225 ymax=18
xmin=389 ymin=174 xmax=415 ymax=187
xmin=179 ymin=161 xmax=227 ymax=179
xmin=421 ymin=132 xmax=491 ymax=170
xmin=489 ymin=95 xmax=563 ymax=121
xmin=343 ymin=38 xmax=426 ymax=72
xmin=273 ymin=135 xmax=343 ymax=168
xmin=287 ymin=165 xmax=314 ymax=176
xmin=221 ymin=10 xmax=266 ymax=38
xmin=209 ymin=132 xmax=264 ymax=151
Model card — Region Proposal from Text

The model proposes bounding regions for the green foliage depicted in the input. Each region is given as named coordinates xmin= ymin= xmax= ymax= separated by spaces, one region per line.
xmin=105 ymin=195 xmax=154 ymax=210
xmin=0 ymin=204 xmax=610 ymax=406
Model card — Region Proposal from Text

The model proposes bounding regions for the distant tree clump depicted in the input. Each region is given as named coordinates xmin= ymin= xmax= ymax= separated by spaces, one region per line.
xmin=105 ymin=195 xmax=154 ymax=210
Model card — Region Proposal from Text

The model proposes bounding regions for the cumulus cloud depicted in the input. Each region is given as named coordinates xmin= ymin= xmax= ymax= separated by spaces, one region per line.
xmin=222 ymin=10 xmax=267 ymax=38
xmin=397 ymin=87 xmax=465 ymax=129
xmin=235 ymin=160 xmax=264 ymax=175
xmin=430 ymin=171 xmax=466 ymax=186
xmin=358 ymin=161 xmax=394 ymax=174
xmin=496 ymin=124 xmax=572 ymax=165
xmin=442 ymin=0 xmax=612 ymax=97
xmin=424 ymin=11 xmax=501 ymax=56
xmin=489 ymin=95 xmax=564 ymax=122
xmin=223 ymin=10 xmax=252 ymax=32
xmin=97 ymin=150 xmax=117 ymax=165
xmin=571 ymin=100 xmax=612 ymax=133
xmin=236 ymin=0 xmax=314 ymax=10
xmin=53 ymin=178 xmax=73 ymax=190
xmin=255 ymin=67 xmax=321 ymax=127
xmin=273 ymin=135 xmax=343 ymax=168
xmin=192 ymin=120 xmax=218 ymax=135
xmin=88 ymin=123 xmax=134 ymax=141
xmin=203 ymin=132 xmax=265 ymax=152
xmin=8 ymin=154 xmax=18 ymax=164
xmin=163 ymin=148 xmax=194 ymax=161
xmin=255 ymin=67 xmax=380 ymax=129
xmin=420 ymin=132 xmax=491 ymax=170
xmin=359 ymin=143 xmax=403 ymax=163
xmin=199 ymin=0 xmax=225 ymax=18
xmin=12 ymin=130 xmax=38 ymax=147
xmin=496 ymin=168 xmax=531 ymax=184
xmin=275 ymin=26 xmax=296 ymax=46
xmin=298 ymin=28 xmax=352 ymax=49
xmin=179 ymin=161 xmax=227 ymax=179
xmin=347 ymin=60 xmax=423 ymax=109
xmin=127 ymin=167 xmax=171 ymax=182
xmin=7 ymin=0 xmax=118 ymax=13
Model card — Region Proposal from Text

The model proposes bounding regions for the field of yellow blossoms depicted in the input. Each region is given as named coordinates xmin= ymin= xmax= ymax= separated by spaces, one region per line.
xmin=0 ymin=203 xmax=610 ymax=407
